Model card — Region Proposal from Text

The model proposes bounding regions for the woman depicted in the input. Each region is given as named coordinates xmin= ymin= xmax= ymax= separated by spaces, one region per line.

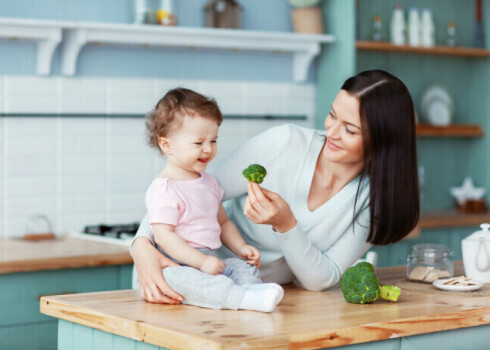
xmin=131 ymin=70 xmax=419 ymax=304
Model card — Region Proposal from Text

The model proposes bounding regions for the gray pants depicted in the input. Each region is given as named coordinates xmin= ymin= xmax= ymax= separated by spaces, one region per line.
xmin=163 ymin=257 xmax=261 ymax=310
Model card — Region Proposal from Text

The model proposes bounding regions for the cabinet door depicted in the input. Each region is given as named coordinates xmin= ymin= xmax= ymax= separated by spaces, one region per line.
xmin=0 ymin=321 xmax=58 ymax=350
xmin=0 ymin=265 xmax=132 ymax=327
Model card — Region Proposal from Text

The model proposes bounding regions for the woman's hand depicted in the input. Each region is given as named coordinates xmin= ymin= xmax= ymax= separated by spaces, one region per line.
xmin=200 ymin=256 xmax=226 ymax=275
xmin=131 ymin=237 xmax=183 ymax=304
xmin=237 ymin=244 xmax=261 ymax=267
xmin=244 ymin=182 xmax=297 ymax=233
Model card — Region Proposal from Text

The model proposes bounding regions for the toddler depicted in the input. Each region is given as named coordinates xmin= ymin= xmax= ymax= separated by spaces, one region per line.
xmin=142 ymin=87 xmax=283 ymax=312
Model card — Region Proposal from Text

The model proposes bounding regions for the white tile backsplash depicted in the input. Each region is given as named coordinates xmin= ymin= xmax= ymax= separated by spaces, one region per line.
xmin=0 ymin=75 xmax=316 ymax=237
xmin=6 ymin=155 xmax=57 ymax=178
xmin=0 ymin=76 xmax=4 ymax=113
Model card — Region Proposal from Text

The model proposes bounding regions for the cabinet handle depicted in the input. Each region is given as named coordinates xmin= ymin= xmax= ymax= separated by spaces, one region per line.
xmin=36 ymin=291 xmax=76 ymax=300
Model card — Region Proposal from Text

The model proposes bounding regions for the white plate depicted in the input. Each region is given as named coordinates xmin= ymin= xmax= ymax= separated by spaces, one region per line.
xmin=433 ymin=278 xmax=483 ymax=292
xmin=427 ymin=99 xmax=452 ymax=126
xmin=421 ymin=85 xmax=455 ymax=124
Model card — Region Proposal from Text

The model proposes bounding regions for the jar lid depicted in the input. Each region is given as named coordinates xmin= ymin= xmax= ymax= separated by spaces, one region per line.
xmin=411 ymin=243 xmax=451 ymax=258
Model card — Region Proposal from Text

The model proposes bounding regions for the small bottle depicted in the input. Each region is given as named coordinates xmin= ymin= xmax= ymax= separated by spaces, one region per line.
xmin=133 ymin=0 xmax=148 ymax=24
xmin=156 ymin=0 xmax=178 ymax=26
xmin=446 ymin=21 xmax=456 ymax=47
xmin=390 ymin=4 xmax=406 ymax=45
xmin=408 ymin=8 xmax=420 ymax=46
xmin=475 ymin=0 xmax=485 ymax=48
xmin=372 ymin=15 xmax=384 ymax=42
xmin=421 ymin=8 xmax=435 ymax=47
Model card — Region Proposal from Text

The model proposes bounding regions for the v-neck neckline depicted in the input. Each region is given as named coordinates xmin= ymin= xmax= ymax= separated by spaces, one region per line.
xmin=295 ymin=130 xmax=359 ymax=218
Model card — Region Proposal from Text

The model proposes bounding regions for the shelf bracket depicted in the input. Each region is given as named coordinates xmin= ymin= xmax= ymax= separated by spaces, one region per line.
xmin=36 ymin=29 xmax=62 ymax=75
xmin=0 ymin=20 xmax=62 ymax=75
xmin=292 ymin=43 xmax=320 ymax=82
xmin=61 ymin=28 xmax=87 ymax=76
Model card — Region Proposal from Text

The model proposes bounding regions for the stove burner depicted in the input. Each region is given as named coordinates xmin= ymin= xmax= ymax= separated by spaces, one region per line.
xmin=83 ymin=223 xmax=140 ymax=239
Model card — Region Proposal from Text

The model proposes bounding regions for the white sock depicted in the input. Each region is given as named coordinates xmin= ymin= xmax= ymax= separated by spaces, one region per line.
xmin=238 ymin=284 xmax=284 ymax=313
xmin=242 ymin=283 xmax=284 ymax=294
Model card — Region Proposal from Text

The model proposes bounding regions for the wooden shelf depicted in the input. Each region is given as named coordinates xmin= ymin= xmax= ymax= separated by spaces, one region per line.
xmin=416 ymin=124 xmax=484 ymax=137
xmin=356 ymin=40 xmax=490 ymax=58
xmin=419 ymin=210 xmax=490 ymax=229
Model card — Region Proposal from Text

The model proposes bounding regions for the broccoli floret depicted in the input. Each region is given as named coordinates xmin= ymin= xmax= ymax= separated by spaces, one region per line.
xmin=341 ymin=262 xmax=401 ymax=304
xmin=242 ymin=164 xmax=267 ymax=184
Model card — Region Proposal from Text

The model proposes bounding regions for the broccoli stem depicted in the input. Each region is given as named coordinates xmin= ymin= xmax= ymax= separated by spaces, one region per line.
xmin=379 ymin=285 xmax=401 ymax=302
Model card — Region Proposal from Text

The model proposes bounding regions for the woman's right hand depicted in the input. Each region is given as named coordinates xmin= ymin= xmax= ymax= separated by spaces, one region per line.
xmin=200 ymin=255 xmax=226 ymax=275
xmin=131 ymin=237 xmax=184 ymax=304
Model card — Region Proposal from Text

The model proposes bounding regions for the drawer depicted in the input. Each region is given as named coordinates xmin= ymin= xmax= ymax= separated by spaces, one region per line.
xmin=0 ymin=265 xmax=132 ymax=327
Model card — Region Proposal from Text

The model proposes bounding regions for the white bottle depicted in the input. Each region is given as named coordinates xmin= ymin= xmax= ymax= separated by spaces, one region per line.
xmin=421 ymin=8 xmax=435 ymax=47
xmin=390 ymin=4 xmax=406 ymax=45
xmin=134 ymin=0 xmax=147 ymax=24
xmin=408 ymin=8 xmax=421 ymax=46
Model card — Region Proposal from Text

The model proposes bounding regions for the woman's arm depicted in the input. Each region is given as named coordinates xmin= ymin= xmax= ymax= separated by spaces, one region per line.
xmin=130 ymin=236 xmax=183 ymax=303
xmin=245 ymin=183 xmax=371 ymax=291
xmin=152 ymin=223 xmax=225 ymax=275
xmin=218 ymin=203 xmax=261 ymax=267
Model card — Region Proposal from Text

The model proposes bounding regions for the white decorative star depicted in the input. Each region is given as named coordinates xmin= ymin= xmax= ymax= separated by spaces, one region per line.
xmin=450 ymin=177 xmax=486 ymax=205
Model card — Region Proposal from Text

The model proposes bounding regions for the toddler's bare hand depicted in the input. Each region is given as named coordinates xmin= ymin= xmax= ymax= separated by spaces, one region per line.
xmin=200 ymin=255 xmax=225 ymax=275
xmin=239 ymin=245 xmax=261 ymax=267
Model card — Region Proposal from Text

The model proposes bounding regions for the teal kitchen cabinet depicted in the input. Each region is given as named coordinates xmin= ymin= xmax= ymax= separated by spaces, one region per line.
xmin=0 ymin=237 xmax=133 ymax=350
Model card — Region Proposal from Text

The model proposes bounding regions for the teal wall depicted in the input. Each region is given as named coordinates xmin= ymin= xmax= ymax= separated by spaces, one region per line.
xmin=318 ymin=0 xmax=490 ymax=266
xmin=357 ymin=0 xmax=490 ymax=213
xmin=316 ymin=0 xmax=356 ymax=129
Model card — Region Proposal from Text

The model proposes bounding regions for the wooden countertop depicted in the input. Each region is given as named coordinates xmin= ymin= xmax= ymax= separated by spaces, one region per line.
xmin=40 ymin=263 xmax=490 ymax=349
xmin=0 ymin=236 xmax=133 ymax=274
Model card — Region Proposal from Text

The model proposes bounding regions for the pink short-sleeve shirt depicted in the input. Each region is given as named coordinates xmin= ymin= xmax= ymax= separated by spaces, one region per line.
xmin=145 ymin=172 xmax=225 ymax=250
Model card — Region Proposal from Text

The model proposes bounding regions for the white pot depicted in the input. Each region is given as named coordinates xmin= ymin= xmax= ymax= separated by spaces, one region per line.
xmin=462 ymin=223 xmax=490 ymax=283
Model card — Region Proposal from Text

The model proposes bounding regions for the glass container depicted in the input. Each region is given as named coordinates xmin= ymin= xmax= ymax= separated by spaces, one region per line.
xmin=204 ymin=0 xmax=243 ymax=29
xmin=407 ymin=243 xmax=454 ymax=283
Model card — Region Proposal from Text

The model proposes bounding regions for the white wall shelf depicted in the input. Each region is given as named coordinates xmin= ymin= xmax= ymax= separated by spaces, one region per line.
xmin=0 ymin=18 xmax=62 ymax=75
xmin=0 ymin=17 xmax=335 ymax=82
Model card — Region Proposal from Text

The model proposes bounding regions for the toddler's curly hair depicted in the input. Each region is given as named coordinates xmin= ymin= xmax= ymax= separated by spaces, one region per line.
xmin=146 ymin=87 xmax=223 ymax=153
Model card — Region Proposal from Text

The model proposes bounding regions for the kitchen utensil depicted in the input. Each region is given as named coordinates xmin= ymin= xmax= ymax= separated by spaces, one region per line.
xmin=23 ymin=214 xmax=56 ymax=241
xmin=462 ymin=223 xmax=490 ymax=283
xmin=433 ymin=278 xmax=483 ymax=292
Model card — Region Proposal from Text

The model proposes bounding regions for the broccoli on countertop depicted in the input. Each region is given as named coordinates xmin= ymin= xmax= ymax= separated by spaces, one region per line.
xmin=242 ymin=164 xmax=267 ymax=184
xmin=341 ymin=262 xmax=401 ymax=304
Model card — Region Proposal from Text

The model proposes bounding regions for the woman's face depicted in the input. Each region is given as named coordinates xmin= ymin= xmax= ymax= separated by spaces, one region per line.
xmin=323 ymin=90 xmax=364 ymax=166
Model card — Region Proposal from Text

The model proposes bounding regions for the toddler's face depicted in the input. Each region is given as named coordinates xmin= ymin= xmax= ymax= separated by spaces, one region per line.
xmin=162 ymin=115 xmax=219 ymax=175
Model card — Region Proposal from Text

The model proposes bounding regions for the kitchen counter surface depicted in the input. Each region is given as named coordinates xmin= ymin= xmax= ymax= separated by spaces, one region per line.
xmin=0 ymin=236 xmax=133 ymax=274
xmin=40 ymin=263 xmax=490 ymax=349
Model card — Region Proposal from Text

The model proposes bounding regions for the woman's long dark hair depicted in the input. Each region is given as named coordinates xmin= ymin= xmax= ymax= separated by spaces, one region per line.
xmin=342 ymin=70 xmax=419 ymax=245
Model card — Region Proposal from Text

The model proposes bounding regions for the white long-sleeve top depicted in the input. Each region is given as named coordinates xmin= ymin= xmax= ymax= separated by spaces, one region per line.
xmin=133 ymin=124 xmax=372 ymax=291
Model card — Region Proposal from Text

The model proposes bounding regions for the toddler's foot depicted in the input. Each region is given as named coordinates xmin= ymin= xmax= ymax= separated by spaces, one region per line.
xmin=239 ymin=283 xmax=284 ymax=313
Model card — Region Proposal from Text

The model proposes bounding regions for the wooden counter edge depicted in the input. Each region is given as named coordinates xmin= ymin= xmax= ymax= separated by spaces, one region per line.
xmin=40 ymin=294 xmax=223 ymax=350
xmin=0 ymin=252 xmax=133 ymax=274
xmin=289 ymin=307 xmax=490 ymax=349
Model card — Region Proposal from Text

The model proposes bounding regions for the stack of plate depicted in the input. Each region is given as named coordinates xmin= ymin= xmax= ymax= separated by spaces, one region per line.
xmin=421 ymin=85 xmax=455 ymax=126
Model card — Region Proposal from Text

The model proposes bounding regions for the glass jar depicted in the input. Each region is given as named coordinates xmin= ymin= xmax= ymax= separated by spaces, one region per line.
xmin=204 ymin=0 xmax=243 ymax=29
xmin=407 ymin=243 xmax=454 ymax=283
